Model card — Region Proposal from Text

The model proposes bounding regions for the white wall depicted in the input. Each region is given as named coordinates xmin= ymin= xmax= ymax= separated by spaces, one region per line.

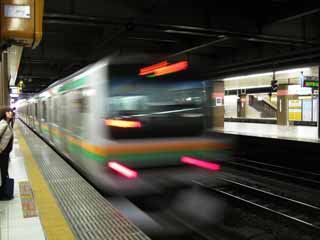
xmin=224 ymin=95 xmax=238 ymax=118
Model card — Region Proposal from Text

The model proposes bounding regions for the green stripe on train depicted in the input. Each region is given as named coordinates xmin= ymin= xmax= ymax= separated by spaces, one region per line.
xmin=58 ymin=76 xmax=88 ymax=92
xmin=106 ymin=149 xmax=229 ymax=163
xmin=40 ymin=126 xmax=230 ymax=165
xmin=68 ymin=143 xmax=107 ymax=163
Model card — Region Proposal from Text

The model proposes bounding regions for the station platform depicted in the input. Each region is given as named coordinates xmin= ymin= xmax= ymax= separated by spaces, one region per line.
xmin=0 ymin=120 xmax=150 ymax=240
xmin=214 ymin=122 xmax=319 ymax=143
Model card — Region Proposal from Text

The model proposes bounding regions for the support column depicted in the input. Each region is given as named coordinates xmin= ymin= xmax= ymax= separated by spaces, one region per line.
xmin=0 ymin=51 xmax=9 ymax=106
xmin=237 ymin=94 xmax=246 ymax=118
xmin=212 ymin=81 xmax=224 ymax=129
xmin=277 ymin=84 xmax=288 ymax=125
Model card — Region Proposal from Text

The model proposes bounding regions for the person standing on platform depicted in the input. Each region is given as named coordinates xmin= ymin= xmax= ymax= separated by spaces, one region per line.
xmin=0 ymin=107 xmax=14 ymax=200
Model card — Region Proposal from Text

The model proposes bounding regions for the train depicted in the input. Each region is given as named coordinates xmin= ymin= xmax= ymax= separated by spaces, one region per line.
xmin=17 ymin=55 xmax=232 ymax=196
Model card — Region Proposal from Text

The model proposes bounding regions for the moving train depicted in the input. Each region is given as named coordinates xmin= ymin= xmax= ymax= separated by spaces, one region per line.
xmin=17 ymin=55 xmax=231 ymax=196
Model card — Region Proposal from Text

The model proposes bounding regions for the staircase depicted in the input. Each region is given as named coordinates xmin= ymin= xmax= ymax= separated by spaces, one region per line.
xmin=248 ymin=95 xmax=277 ymax=118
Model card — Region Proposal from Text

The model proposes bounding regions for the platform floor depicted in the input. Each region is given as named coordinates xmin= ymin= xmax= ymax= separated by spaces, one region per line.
xmin=0 ymin=135 xmax=45 ymax=240
xmin=0 ymin=120 xmax=150 ymax=240
xmin=214 ymin=122 xmax=319 ymax=143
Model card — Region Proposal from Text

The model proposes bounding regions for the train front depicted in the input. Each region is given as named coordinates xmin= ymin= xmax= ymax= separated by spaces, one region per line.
xmin=96 ymin=61 xmax=232 ymax=196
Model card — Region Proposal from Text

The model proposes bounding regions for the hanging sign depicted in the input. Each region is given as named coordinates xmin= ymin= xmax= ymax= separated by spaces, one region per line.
xmin=4 ymin=5 xmax=31 ymax=19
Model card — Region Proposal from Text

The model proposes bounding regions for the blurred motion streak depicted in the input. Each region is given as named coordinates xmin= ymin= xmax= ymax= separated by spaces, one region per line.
xmin=139 ymin=61 xmax=168 ymax=76
xmin=181 ymin=156 xmax=221 ymax=171
xmin=105 ymin=119 xmax=142 ymax=128
xmin=139 ymin=60 xmax=188 ymax=77
xmin=154 ymin=61 xmax=188 ymax=77
xmin=108 ymin=161 xmax=138 ymax=179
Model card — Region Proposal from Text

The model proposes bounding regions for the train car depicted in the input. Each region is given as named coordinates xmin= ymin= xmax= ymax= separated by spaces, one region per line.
xmin=17 ymin=55 xmax=232 ymax=196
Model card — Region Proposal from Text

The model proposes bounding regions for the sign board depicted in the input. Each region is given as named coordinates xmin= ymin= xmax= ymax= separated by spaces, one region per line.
xmin=4 ymin=5 xmax=31 ymax=19
xmin=304 ymin=80 xmax=319 ymax=88
xmin=216 ymin=97 xmax=223 ymax=106
xmin=288 ymin=85 xmax=312 ymax=95
xmin=288 ymin=100 xmax=302 ymax=121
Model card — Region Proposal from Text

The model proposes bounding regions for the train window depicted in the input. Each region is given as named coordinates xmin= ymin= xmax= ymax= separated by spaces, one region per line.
xmin=54 ymin=96 xmax=65 ymax=126
xmin=68 ymin=89 xmax=89 ymax=137
xmin=108 ymin=72 xmax=206 ymax=139
xmin=72 ymin=88 xmax=89 ymax=113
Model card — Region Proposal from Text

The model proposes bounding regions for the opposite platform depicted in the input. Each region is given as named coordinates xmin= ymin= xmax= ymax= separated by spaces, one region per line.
xmin=214 ymin=122 xmax=320 ymax=143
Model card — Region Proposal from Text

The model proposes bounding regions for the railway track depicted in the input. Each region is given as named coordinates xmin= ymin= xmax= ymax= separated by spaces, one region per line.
xmin=194 ymin=177 xmax=320 ymax=234
xmin=220 ymin=158 xmax=320 ymax=187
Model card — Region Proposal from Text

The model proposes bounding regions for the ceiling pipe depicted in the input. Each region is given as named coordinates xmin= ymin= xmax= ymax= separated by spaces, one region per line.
xmin=165 ymin=37 xmax=229 ymax=59
xmin=44 ymin=13 xmax=320 ymax=47
xmin=271 ymin=8 xmax=320 ymax=24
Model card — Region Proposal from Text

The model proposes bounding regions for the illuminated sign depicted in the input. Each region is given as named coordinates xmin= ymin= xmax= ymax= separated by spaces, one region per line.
xmin=304 ymin=81 xmax=318 ymax=88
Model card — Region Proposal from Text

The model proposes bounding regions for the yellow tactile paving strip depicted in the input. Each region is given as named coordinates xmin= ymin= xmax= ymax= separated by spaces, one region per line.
xmin=15 ymin=126 xmax=75 ymax=240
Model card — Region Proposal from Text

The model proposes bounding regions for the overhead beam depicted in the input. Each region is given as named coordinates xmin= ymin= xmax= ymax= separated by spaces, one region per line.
xmin=165 ymin=37 xmax=229 ymax=59
xmin=204 ymin=47 xmax=320 ymax=78
xmin=44 ymin=13 xmax=320 ymax=47
xmin=271 ymin=8 xmax=320 ymax=24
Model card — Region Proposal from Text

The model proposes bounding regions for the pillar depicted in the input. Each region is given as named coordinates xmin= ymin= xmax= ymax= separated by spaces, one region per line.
xmin=237 ymin=94 xmax=246 ymax=118
xmin=277 ymin=84 xmax=288 ymax=125
xmin=212 ymin=81 xmax=224 ymax=129
xmin=0 ymin=51 xmax=9 ymax=106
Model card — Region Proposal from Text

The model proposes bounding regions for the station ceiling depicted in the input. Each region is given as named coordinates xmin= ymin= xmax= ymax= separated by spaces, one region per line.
xmin=17 ymin=0 xmax=320 ymax=94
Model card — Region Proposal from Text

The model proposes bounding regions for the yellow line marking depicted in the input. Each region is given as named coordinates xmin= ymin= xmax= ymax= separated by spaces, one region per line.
xmin=16 ymin=126 xmax=75 ymax=240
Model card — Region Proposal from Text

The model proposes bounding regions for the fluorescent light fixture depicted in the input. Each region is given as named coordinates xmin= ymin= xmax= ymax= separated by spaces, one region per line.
xmin=276 ymin=67 xmax=310 ymax=75
xmin=223 ymin=67 xmax=311 ymax=81
xmin=224 ymin=72 xmax=273 ymax=81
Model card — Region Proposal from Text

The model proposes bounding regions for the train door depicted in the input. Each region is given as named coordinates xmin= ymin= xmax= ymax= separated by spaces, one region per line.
xmin=40 ymin=100 xmax=48 ymax=138
xmin=38 ymin=101 xmax=42 ymax=134
xmin=60 ymin=93 xmax=69 ymax=155
xmin=47 ymin=97 xmax=54 ymax=142
xmin=30 ymin=104 xmax=34 ymax=129
xmin=32 ymin=103 xmax=36 ymax=129
xmin=65 ymin=90 xmax=78 ymax=162
xmin=34 ymin=101 xmax=39 ymax=131
xmin=51 ymin=96 xmax=65 ymax=153
xmin=27 ymin=105 xmax=31 ymax=125
xmin=67 ymin=88 xmax=88 ymax=165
